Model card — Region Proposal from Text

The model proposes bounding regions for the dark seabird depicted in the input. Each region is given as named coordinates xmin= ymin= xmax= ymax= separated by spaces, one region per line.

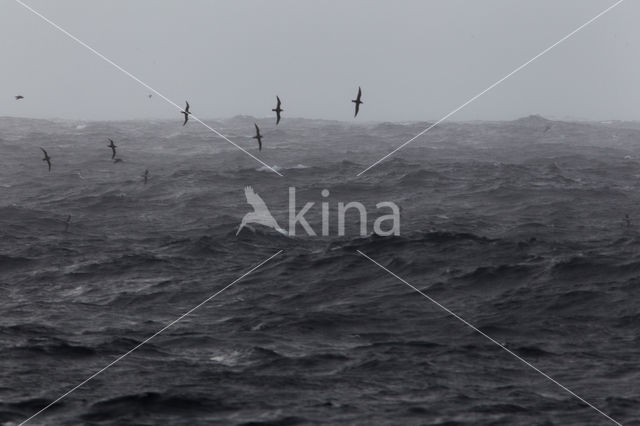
xmin=64 ymin=215 xmax=71 ymax=232
xmin=253 ymin=123 xmax=263 ymax=151
xmin=142 ymin=169 xmax=149 ymax=184
xmin=351 ymin=86 xmax=363 ymax=117
xmin=107 ymin=139 xmax=117 ymax=159
xmin=181 ymin=101 xmax=191 ymax=126
xmin=40 ymin=148 xmax=51 ymax=172
xmin=272 ymin=96 xmax=283 ymax=125
xmin=148 ymin=94 xmax=153 ymax=98
xmin=15 ymin=95 xmax=24 ymax=100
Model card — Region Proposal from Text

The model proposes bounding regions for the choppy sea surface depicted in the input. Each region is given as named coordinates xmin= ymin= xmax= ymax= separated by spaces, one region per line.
xmin=1 ymin=115 xmax=639 ymax=425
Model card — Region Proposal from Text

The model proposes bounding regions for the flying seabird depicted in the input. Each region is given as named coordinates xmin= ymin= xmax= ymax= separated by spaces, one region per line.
xmin=253 ymin=123 xmax=263 ymax=151
xmin=107 ymin=139 xmax=117 ymax=159
xmin=272 ymin=96 xmax=283 ymax=125
xmin=351 ymin=86 xmax=363 ymax=117
xmin=181 ymin=101 xmax=191 ymax=126
xmin=142 ymin=169 xmax=149 ymax=184
xmin=40 ymin=148 xmax=51 ymax=172
xmin=15 ymin=95 xmax=24 ymax=100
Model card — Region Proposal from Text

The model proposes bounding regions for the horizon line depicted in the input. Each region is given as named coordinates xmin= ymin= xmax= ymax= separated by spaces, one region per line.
xmin=0 ymin=114 xmax=637 ymax=125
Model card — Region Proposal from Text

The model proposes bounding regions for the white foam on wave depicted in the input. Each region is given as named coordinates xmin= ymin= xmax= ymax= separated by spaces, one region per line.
xmin=209 ymin=349 xmax=244 ymax=366
xmin=256 ymin=165 xmax=282 ymax=172
xmin=255 ymin=164 xmax=308 ymax=172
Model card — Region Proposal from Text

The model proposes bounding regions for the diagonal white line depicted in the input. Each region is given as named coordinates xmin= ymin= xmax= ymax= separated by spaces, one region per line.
xmin=357 ymin=250 xmax=622 ymax=426
xmin=357 ymin=0 xmax=625 ymax=176
xmin=19 ymin=250 xmax=284 ymax=426
xmin=13 ymin=0 xmax=283 ymax=177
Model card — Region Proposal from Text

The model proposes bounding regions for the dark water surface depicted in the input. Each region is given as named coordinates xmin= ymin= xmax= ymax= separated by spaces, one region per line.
xmin=1 ymin=116 xmax=639 ymax=425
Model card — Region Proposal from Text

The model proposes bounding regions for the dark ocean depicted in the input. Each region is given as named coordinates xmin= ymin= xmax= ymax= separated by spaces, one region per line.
xmin=1 ymin=115 xmax=639 ymax=425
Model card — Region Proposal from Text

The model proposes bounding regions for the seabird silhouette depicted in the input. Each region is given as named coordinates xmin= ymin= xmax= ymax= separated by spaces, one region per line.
xmin=253 ymin=123 xmax=263 ymax=151
xmin=236 ymin=186 xmax=286 ymax=235
xmin=15 ymin=95 xmax=24 ymax=100
xmin=107 ymin=139 xmax=117 ymax=159
xmin=142 ymin=169 xmax=149 ymax=184
xmin=181 ymin=101 xmax=191 ymax=126
xmin=40 ymin=148 xmax=51 ymax=172
xmin=351 ymin=86 xmax=363 ymax=117
xmin=272 ymin=96 xmax=283 ymax=125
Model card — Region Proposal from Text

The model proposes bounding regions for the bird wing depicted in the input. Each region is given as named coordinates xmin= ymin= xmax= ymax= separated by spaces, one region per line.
xmin=354 ymin=103 xmax=360 ymax=117
xmin=40 ymin=148 xmax=48 ymax=156
xmin=254 ymin=123 xmax=260 ymax=135
xmin=245 ymin=186 xmax=270 ymax=212
xmin=276 ymin=96 xmax=281 ymax=108
xmin=357 ymin=87 xmax=362 ymax=99
xmin=185 ymin=101 xmax=190 ymax=113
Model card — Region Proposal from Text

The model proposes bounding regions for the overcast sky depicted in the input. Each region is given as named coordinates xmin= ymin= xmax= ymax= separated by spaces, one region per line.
xmin=0 ymin=0 xmax=637 ymax=122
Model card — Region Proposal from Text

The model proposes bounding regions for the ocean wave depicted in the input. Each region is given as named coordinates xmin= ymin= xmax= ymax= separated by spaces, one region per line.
xmin=82 ymin=392 xmax=230 ymax=422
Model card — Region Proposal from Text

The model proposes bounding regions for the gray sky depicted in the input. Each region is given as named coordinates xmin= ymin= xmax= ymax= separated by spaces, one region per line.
xmin=1 ymin=0 xmax=637 ymax=122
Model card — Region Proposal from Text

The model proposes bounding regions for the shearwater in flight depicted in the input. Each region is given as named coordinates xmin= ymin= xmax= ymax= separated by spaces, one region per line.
xmin=181 ymin=101 xmax=191 ymax=126
xmin=272 ymin=96 xmax=283 ymax=125
xmin=253 ymin=123 xmax=263 ymax=151
xmin=15 ymin=95 xmax=24 ymax=100
xmin=40 ymin=148 xmax=51 ymax=172
xmin=107 ymin=139 xmax=117 ymax=159
xmin=352 ymin=86 xmax=363 ymax=117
